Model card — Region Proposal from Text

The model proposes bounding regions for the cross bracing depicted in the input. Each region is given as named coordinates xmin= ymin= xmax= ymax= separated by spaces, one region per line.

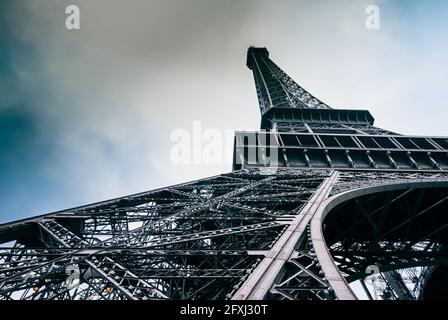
xmin=1 ymin=47 xmax=448 ymax=300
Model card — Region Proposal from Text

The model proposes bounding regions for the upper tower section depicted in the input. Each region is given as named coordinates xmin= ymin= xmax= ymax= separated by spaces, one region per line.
xmin=246 ymin=46 xmax=377 ymax=133
xmin=234 ymin=47 xmax=448 ymax=171
xmin=246 ymin=46 xmax=332 ymax=115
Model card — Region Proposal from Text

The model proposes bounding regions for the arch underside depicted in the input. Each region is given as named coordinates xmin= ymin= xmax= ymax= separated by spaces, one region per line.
xmin=323 ymin=183 xmax=448 ymax=300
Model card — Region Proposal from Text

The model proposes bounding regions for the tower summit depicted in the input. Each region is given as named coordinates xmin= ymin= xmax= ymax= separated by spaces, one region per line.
xmin=234 ymin=47 xmax=447 ymax=171
xmin=1 ymin=48 xmax=448 ymax=300
xmin=247 ymin=46 xmax=331 ymax=113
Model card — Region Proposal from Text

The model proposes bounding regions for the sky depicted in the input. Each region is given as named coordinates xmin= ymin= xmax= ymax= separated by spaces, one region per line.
xmin=1 ymin=0 xmax=448 ymax=223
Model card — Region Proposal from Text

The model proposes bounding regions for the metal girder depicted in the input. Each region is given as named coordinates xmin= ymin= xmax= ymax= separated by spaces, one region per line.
xmin=3 ymin=46 xmax=448 ymax=301
xmin=1 ymin=170 xmax=323 ymax=300
xmin=231 ymin=171 xmax=338 ymax=300
xmin=8 ymin=220 xmax=169 ymax=300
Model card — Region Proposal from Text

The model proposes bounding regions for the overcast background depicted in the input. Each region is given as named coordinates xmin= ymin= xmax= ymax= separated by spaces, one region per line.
xmin=1 ymin=0 xmax=447 ymax=223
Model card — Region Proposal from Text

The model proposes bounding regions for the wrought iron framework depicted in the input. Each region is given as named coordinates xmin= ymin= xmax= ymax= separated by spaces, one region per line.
xmin=1 ymin=47 xmax=448 ymax=300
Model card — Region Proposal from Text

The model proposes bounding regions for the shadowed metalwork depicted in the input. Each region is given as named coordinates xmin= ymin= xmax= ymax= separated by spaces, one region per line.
xmin=1 ymin=47 xmax=448 ymax=300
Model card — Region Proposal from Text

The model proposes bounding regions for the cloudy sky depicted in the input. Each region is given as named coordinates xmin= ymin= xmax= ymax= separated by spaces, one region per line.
xmin=1 ymin=0 xmax=448 ymax=223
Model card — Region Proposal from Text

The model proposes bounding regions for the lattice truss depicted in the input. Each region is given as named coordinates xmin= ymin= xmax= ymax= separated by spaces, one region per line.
xmin=231 ymin=170 xmax=448 ymax=301
xmin=247 ymin=48 xmax=396 ymax=136
xmin=331 ymin=171 xmax=448 ymax=196
xmin=268 ymin=226 xmax=337 ymax=300
xmin=325 ymin=171 xmax=448 ymax=300
xmin=2 ymin=46 xmax=448 ymax=301
xmin=275 ymin=122 xmax=395 ymax=135
xmin=249 ymin=50 xmax=330 ymax=113
xmin=0 ymin=169 xmax=331 ymax=300
xmin=1 ymin=170 xmax=447 ymax=300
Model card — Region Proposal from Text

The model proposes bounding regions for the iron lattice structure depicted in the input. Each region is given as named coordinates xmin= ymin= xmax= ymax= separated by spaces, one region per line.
xmin=1 ymin=47 xmax=448 ymax=300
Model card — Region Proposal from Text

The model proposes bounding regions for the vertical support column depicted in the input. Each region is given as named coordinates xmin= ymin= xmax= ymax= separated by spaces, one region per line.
xmin=231 ymin=171 xmax=339 ymax=300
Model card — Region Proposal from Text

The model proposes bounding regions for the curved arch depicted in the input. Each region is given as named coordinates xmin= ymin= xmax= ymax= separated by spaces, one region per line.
xmin=347 ymin=259 xmax=448 ymax=283
xmin=310 ymin=180 xmax=448 ymax=300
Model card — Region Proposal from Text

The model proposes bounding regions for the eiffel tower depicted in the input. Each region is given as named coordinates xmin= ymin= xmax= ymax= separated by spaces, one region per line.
xmin=1 ymin=47 xmax=448 ymax=300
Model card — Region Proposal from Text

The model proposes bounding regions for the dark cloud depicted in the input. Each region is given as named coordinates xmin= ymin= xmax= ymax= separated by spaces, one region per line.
xmin=1 ymin=0 xmax=448 ymax=222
